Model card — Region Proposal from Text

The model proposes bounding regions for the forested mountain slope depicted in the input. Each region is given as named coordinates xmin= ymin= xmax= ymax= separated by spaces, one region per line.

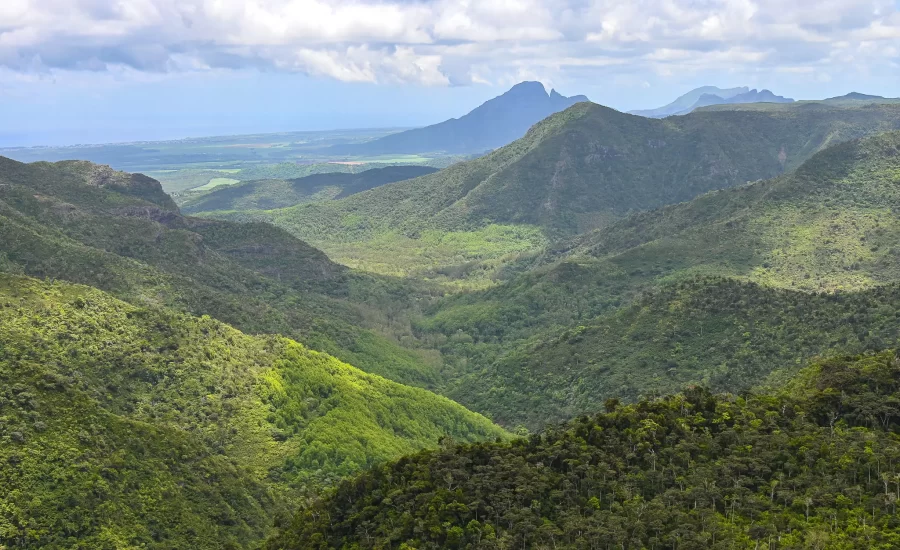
xmin=0 ymin=274 xmax=506 ymax=549
xmin=554 ymin=130 xmax=900 ymax=289
xmin=0 ymin=156 xmax=441 ymax=387
xmin=417 ymin=132 xmax=900 ymax=426
xmin=269 ymin=351 xmax=900 ymax=549
xmin=231 ymin=101 xmax=900 ymax=282
xmin=181 ymin=165 xmax=438 ymax=214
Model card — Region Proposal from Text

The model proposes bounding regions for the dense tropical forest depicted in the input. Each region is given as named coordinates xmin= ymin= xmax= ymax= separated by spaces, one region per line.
xmin=269 ymin=351 xmax=900 ymax=549
xmin=5 ymin=93 xmax=900 ymax=549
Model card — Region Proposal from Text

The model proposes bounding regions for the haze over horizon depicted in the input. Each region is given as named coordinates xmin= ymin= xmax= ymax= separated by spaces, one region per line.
xmin=2 ymin=0 xmax=899 ymax=146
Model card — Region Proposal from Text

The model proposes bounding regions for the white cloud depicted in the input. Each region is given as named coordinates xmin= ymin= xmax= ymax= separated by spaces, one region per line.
xmin=0 ymin=0 xmax=898 ymax=86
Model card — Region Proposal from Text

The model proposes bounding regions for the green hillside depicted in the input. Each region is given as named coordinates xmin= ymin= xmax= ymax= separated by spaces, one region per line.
xmin=0 ymin=274 xmax=506 ymax=549
xmin=410 ymin=132 xmax=900 ymax=425
xmin=268 ymin=351 xmax=900 ymax=549
xmin=181 ymin=165 xmax=438 ymax=214
xmin=0 ymin=155 xmax=442 ymax=388
xmin=10 ymin=103 xmax=900 ymax=550
xmin=223 ymin=101 xmax=900 ymax=285
xmin=0 ymin=157 xmax=178 ymax=211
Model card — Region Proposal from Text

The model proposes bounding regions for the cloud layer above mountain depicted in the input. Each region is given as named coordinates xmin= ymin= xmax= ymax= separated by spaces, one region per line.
xmin=2 ymin=0 xmax=898 ymax=86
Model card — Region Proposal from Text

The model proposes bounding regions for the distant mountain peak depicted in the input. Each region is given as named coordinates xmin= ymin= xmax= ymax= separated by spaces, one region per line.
xmin=629 ymin=86 xmax=750 ymax=118
xmin=328 ymin=81 xmax=590 ymax=156
xmin=629 ymin=86 xmax=795 ymax=118
xmin=671 ymin=88 xmax=794 ymax=116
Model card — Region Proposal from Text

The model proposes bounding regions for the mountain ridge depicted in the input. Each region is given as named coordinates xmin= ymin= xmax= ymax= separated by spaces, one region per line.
xmin=216 ymin=101 xmax=900 ymax=285
xmin=414 ymin=131 xmax=900 ymax=428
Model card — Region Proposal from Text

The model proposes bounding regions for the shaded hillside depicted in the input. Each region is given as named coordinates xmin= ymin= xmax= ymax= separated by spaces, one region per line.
xmin=425 ymin=131 xmax=900 ymax=340
xmin=450 ymin=277 xmax=900 ymax=428
xmin=0 ymin=156 xmax=443 ymax=388
xmin=269 ymin=351 xmax=900 ymax=549
xmin=181 ymin=165 xmax=438 ymax=214
xmin=242 ymin=102 xmax=900 ymax=283
xmin=0 ymin=274 xmax=506 ymax=549
xmin=329 ymin=82 xmax=588 ymax=156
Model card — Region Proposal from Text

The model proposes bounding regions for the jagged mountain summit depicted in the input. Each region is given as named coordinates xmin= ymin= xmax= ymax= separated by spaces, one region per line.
xmin=630 ymin=86 xmax=793 ymax=118
xmin=328 ymin=81 xmax=589 ymax=155
xmin=676 ymin=88 xmax=794 ymax=115
xmin=628 ymin=85 xmax=749 ymax=117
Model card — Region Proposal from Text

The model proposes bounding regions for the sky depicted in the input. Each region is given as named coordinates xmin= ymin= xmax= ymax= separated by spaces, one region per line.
xmin=1 ymin=0 xmax=899 ymax=147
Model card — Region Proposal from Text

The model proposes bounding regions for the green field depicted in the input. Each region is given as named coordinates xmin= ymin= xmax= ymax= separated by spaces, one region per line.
xmin=193 ymin=177 xmax=240 ymax=191
xmin=345 ymin=155 xmax=433 ymax=163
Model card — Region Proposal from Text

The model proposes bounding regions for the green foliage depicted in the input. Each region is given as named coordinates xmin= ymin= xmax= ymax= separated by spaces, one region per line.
xmin=0 ymin=274 xmax=507 ymax=549
xmin=269 ymin=351 xmax=900 ymax=549
xmin=311 ymin=224 xmax=549 ymax=289
xmin=9 ymin=107 xmax=900 ymax=550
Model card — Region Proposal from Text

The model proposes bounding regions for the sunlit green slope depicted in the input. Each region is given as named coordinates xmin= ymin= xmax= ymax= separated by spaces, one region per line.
xmin=0 ymin=274 xmax=507 ymax=549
